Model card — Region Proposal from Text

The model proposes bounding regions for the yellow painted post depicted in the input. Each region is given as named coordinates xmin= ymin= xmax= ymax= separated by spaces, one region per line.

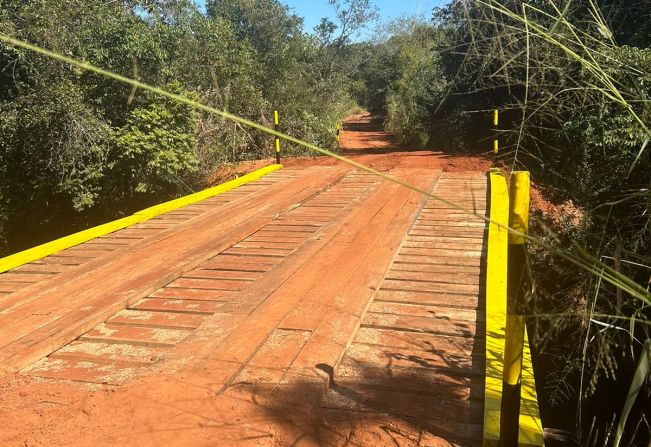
xmin=483 ymin=169 xmax=510 ymax=447
xmin=493 ymin=110 xmax=499 ymax=155
xmin=518 ymin=327 xmax=545 ymax=447
xmin=500 ymin=171 xmax=531 ymax=446
xmin=274 ymin=110 xmax=281 ymax=164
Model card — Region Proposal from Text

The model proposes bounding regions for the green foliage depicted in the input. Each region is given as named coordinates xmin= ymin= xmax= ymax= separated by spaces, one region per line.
xmin=0 ymin=78 xmax=110 ymax=219
xmin=385 ymin=24 xmax=448 ymax=146
xmin=562 ymin=108 xmax=650 ymax=206
xmin=108 ymin=86 xmax=199 ymax=201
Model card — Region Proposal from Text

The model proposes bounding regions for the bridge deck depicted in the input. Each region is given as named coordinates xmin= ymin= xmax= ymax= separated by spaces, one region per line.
xmin=0 ymin=165 xmax=488 ymax=446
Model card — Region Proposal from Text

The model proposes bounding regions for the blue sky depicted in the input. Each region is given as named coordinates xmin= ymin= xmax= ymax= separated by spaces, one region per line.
xmin=196 ymin=1 xmax=447 ymax=37
xmin=282 ymin=0 xmax=445 ymax=33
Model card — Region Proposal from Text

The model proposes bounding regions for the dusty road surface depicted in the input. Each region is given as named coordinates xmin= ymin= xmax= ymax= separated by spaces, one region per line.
xmin=0 ymin=113 xmax=491 ymax=446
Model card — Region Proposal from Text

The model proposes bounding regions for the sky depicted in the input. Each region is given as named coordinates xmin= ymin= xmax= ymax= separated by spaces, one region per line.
xmin=196 ymin=1 xmax=447 ymax=38
xmin=282 ymin=0 xmax=445 ymax=34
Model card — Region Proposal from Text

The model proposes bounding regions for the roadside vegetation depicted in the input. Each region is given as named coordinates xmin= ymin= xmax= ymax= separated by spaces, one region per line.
xmin=0 ymin=0 xmax=648 ymax=444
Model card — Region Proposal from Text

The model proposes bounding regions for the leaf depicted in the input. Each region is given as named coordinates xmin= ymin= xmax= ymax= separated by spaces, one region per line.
xmin=613 ymin=338 xmax=650 ymax=447
xmin=626 ymin=137 xmax=649 ymax=178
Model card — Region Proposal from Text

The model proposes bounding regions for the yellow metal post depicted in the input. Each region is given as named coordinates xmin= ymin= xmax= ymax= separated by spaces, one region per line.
xmin=493 ymin=110 xmax=499 ymax=155
xmin=500 ymin=171 xmax=531 ymax=446
xmin=274 ymin=110 xmax=281 ymax=164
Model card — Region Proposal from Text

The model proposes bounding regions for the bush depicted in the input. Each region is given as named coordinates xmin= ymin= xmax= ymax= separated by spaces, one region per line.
xmin=108 ymin=86 xmax=200 ymax=203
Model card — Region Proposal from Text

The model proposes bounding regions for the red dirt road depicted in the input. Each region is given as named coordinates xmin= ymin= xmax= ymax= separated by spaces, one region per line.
xmin=0 ymin=113 xmax=490 ymax=446
xmin=283 ymin=113 xmax=491 ymax=173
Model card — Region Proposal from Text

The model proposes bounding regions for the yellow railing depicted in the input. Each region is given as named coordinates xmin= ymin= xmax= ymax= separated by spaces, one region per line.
xmin=0 ymin=164 xmax=283 ymax=273
xmin=484 ymin=169 xmax=545 ymax=447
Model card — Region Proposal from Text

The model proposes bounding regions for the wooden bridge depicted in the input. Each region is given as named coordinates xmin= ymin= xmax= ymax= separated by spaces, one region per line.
xmin=0 ymin=157 xmax=544 ymax=445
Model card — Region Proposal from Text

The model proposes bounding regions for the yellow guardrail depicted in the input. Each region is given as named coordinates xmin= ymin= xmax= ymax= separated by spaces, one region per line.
xmin=0 ymin=164 xmax=283 ymax=273
xmin=484 ymin=169 xmax=510 ymax=447
xmin=484 ymin=169 xmax=544 ymax=447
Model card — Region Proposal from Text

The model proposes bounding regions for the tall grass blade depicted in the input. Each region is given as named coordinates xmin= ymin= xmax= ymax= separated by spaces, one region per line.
xmin=614 ymin=339 xmax=650 ymax=447
xmin=627 ymin=138 xmax=649 ymax=179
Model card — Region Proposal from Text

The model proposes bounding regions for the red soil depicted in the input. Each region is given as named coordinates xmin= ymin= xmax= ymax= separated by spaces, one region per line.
xmin=530 ymin=183 xmax=584 ymax=226
xmin=208 ymin=158 xmax=276 ymax=186
xmin=284 ymin=112 xmax=491 ymax=173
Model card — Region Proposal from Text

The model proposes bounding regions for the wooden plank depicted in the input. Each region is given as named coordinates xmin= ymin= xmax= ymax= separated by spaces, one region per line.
xmin=53 ymin=340 xmax=168 ymax=364
xmin=250 ymin=230 xmax=311 ymax=240
xmin=336 ymin=360 xmax=483 ymax=399
xmin=394 ymin=254 xmax=482 ymax=266
xmin=32 ymin=256 xmax=86 ymax=265
xmin=248 ymin=329 xmax=311 ymax=369
xmin=130 ymin=298 xmax=235 ymax=315
xmin=10 ymin=263 xmax=72 ymax=273
xmin=223 ymin=247 xmax=293 ymax=257
xmin=149 ymin=288 xmax=236 ymax=301
xmin=0 ymin=273 xmax=54 ymax=283
xmin=233 ymin=241 xmax=303 ymax=250
xmin=0 ymin=282 xmax=32 ymax=294
xmin=381 ymin=279 xmax=480 ymax=294
xmin=76 ymin=241 xmax=131 ymax=249
xmin=409 ymin=228 xmax=486 ymax=237
xmin=24 ymin=357 xmax=141 ymax=385
xmin=183 ymin=269 xmax=261 ymax=281
xmin=403 ymin=237 xmax=485 ymax=246
xmin=400 ymin=247 xmax=485 ymax=257
xmin=342 ymin=342 xmax=483 ymax=375
xmin=245 ymin=235 xmax=309 ymax=243
xmin=80 ymin=323 xmax=190 ymax=347
xmin=262 ymin=224 xmax=322 ymax=232
xmin=368 ymin=301 xmax=481 ymax=322
xmin=386 ymin=270 xmax=482 ymax=283
xmin=405 ymin=235 xmax=485 ymax=243
xmin=201 ymin=254 xmax=278 ymax=269
xmin=54 ymin=249 xmax=114 ymax=258
xmin=167 ymin=277 xmax=249 ymax=291
xmin=353 ymin=327 xmax=482 ymax=354
xmin=322 ymin=387 xmax=483 ymax=422
xmin=108 ymin=309 xmax=206 ymax=330
xmin=375 ymin=289 xmax=482 ymax=310
xmin=363 ymin=313 xmax=481 ymax=338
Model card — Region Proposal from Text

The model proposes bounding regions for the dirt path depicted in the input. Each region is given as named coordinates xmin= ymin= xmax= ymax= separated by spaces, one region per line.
xmin=0 ymin=113 xmax=490 ymax=446
xmin=283 ymin=113 xmax=491 ymax=173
